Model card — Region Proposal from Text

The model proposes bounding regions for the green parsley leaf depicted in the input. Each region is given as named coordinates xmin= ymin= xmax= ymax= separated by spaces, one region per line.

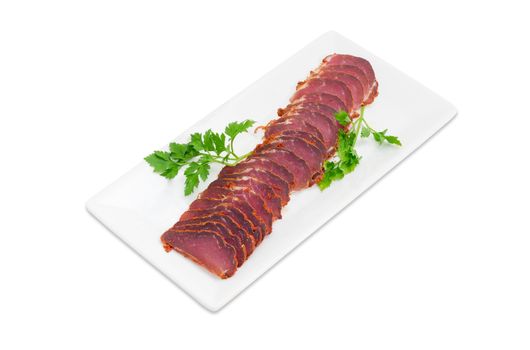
xmin=196 ymin=157 xmax=211 ymax=181
xmin=190 ymin=132 xmax=204 ymax=151
xmin=144 ymin=151 xmax=182 ymax=179
xmin=224 ymin=120 xmax=256 ymax=139
xmin=198 ymin=163 xmax=210 ymax=181
xmin=169 ymin=142 xmax=187 ymax=158
xmin=361 ymin=126 xmax=371 ymax=138
xmin=211 ymin=132 xmax=227 ymax=155
xmin=318 ymin=161 xmax=344 ymax=190
xmin=160 ymin=163 xmax=181 ymax=179
xmin=203 ymin=129 xmax=215 ymax=152
xmin=334 ymin=110 xmax=351 ymax=126
xmin=319 ymin=108 xmax=401 ymax=190
xmin=337 ymin=129 xmax=355 ymax=161
xmin=144 ymin=151 xmax=169 ymax=170
xmin=184 ymin=173 xmax=199 ymax=196
xmin=340 ymin=151 xmax=361 ymax=173
xmin=384 ymin=135 xmax=402 ymax=146
xmin=183 ymin=161 xmax=211 ymax=195
xmin=146 ymin=118 xmax=258 ymax=196
xmin=372 ymin=129 xmax=387 ymax=144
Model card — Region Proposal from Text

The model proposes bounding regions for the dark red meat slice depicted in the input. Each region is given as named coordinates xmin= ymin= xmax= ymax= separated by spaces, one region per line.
xmin=319 ymin=65 xmax=370 ymax=102
xmin=162 ymin=54 xmax=378 ymax=279
xmin=322 ymin=54 xmax=378 ymax=105
xmin=232 ymin=157 xmax=295 ymax=191
xmin=174 ymin=215 xmax=249 ymax=262
xmin=279 ymin=109 xmax=339 ymax=152
xmin=218 ymin=173 xmax=284 ymax=217
xmin=180 ymin=206 xmax=257 ymax=253
xmin=281 ymin=93 xmax=347 ymax=115
xmin=219 ymin=163 xmax=291 ymax=206
xmin=206 ymin=178 xmax=278 ymax=226
xmin=210 ymin=178 xmax=279 ymax=220
xmin=283 ymin=102 xmax=340 ymax=127
xmin=264 ymin=136 xmax=324 ymax=177
xmin=291 ymin=78 xmax=353 ymax=112
xmin=323 ymin=54 xmax=376 ymax=85
xmin=174 ymin=222 xmax=245 ymax=266
xmin=161 ymin=229 xmax=237 ymax=279
xmin=315 ymin=71 xmax=363 ymax=111
xmin=254 ymin=145 xmax=312 ymax=190
xmin=190 ymin=197 xmax=266 ymax=243
xmin=264 ymin=117 xmax=325 ymax=147
xmin=274 ymin=130 xmax=327 ymax=156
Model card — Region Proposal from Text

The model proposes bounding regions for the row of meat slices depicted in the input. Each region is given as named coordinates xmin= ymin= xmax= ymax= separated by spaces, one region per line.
xmin=161 ymin=54 xmax=379 ymax=278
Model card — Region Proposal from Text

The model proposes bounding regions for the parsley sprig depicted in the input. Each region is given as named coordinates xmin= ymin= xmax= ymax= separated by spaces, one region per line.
xmin=318 ymin=107 xmax=401 ymax=190
xmin=145 ymin=120 xmax=255 ymax=195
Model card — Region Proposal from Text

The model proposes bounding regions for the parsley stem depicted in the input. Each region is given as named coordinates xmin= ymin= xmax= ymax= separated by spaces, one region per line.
xmin=361 ymin=118 xmax=377 ymax=133
xmin=229 ymin=137 xmax=236 ymax=157
xmin=224 ymin=151 xmax=252 ymax=166
xmin=351 ymin=106 xmax=365 ymax=149
xmin=188 ymin=149 xmax=250 ymax=167
xmin=195 ymin=152 xmax=234 ymax=162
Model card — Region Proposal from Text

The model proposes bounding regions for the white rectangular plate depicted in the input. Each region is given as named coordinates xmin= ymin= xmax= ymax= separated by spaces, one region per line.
xmin=87 ymin=31 xmax=456 ymax=311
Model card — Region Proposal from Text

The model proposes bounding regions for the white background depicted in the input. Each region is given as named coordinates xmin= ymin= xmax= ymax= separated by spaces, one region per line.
xmin=1 ymin=1 xmax=529 ymax=349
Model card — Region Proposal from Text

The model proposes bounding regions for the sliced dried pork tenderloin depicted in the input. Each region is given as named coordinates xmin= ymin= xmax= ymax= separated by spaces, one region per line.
xmin=195 ymin=194 xmax=271 ymax=241
xmin=218 ymin=174 xmax=284 ymax=218
xmin=321 ymin=54 xmax=378 ymax=104
xmin=175 ymin=214 xmax=252 ymax=261
xmin=284 ymin=102 xmax=342 ymax=129
xmin=174 ymin=217 xmax=247 ymax=259
xmin=220 ymin=158 xmax=293 ymax=194
xmin=263 ymin=117 xmax=326 ymax=149
xmin=219 ymin=164 xmax=291 ymax=205
xmin=173 ymin=221 xmax=246 ymax=267
xmin=318 ymin=65 xmax=370 ymax=101
xmin=190 ymin=196 xmax=267 ymax=243
xmin=161 ymin=229 xmax=238 ymax=278
xmin=161 ymin=54 xmax=378 ymax=278
xmin=266 ymin=109 xmax=338 ymax=153
xmin=314 ymin=71 xmax=364 ymax=112
xmin=264 ymin=136 xmax=324 ymax=173
xmin=279 ymin=93 xmax=347 ymax=116
xmin=253 ymin=145 xmax=312 ymax=190
xmin=179 ymin=206 xmax=258 ymax=252
xmin=209 ymin=177 xmax=281 ymax=224
xmin=291 ymin=78 xmax=353 ymax=113
xmin=276 ymin=130 xmax=327 ymax=156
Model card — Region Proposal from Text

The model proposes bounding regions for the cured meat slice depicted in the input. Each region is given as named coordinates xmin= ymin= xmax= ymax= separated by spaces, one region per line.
xmin=323 ymin=54 xmax=376 ymax=85
xmin=233 ymin=157 xmax=295 ymax=190
xmin=278 ymin=109 xmax=339 ymax=152
xmin=314 ymin=71 xmax=364 ymax=111
xmin=161 ymin=229 xmax=237 ymax=278
xmin=291 ymin=78 xmax=353 ymax=112
xmin=190 ymin=197 xmax=266 ymax=243
xmin=253 ymin=145 xmax=312 ymax=190
xmin=283 ymin=102 xmax=340 ymax=127
xmin=321 ymin=54 xmax=378 ymax=105
xmin=174 ymin=221 xmax=245 ymax=266
xmin=282 ymin=93 xmax=347 ymax=115
xmin=219 ymin=163 xmax=291 ymax=205
xmin=208 ymin=177 xmax=279 ymax=224
xmin=180 ymin=206 xmax=257 ymax=253
xmin=264 ymin=135 xmax=324 ymax=176
xmin=174 ymin=215 xmax=249 ymax=261
xmin=218 ymin=173 xmax=285 ymax=214
xmin=274 ymin=130 xmax=327 ymax=156
xmin=319 ymin=65 xmax=371 ymax=102
xmin=264 ymin=117 xmax=325 ymax=147
xmin=162 ymin=54 xmax=379 ymax=279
